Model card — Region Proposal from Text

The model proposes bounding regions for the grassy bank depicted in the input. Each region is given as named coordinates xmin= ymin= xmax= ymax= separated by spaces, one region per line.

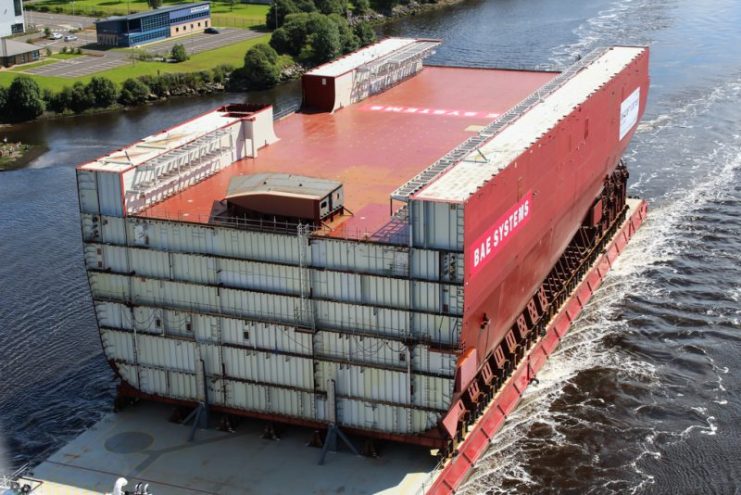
xmin=27 ymin=0 xmax=269 ymax=26
xmin=0 ymin=34 xmax=273 ymax=92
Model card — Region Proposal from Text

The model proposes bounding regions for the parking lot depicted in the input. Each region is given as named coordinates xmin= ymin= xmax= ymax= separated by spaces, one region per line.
xmin=140 ymin=28 xmax=261 ymax=56
xmin=26 ymin=54 xmax=129 ymax=77
xmin=24 ymin=11 xmax=97 ymax=32
xmin=14 ymin=12 xmax=262 ymax=79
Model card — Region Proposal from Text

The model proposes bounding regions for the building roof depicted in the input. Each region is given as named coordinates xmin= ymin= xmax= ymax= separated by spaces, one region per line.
xmin=414 ymin=46 xmax=646 ymax=202
xmin=95 ymin=2 xmax=209 ymax=23
xmin=227 ymin=174 xmax=341 ymax=200
xmin=0 ymin=39 xmax=39 ymax=57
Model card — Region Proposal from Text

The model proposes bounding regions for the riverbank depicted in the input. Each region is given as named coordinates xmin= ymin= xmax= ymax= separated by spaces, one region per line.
xmin=0 ymin=142 xmax=48 ymax=171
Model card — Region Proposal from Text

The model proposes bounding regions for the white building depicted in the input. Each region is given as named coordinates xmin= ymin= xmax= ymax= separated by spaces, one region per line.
xmin=0 ymin=0 xmax=25 ymax=37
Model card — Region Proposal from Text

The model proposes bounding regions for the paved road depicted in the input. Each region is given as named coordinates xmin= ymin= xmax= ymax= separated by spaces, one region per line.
xmin=25 ymin=54 xmax=129 ymax=77
xmin=17 ymin=22 xmax=260 ymax=78
xmin=24 ymin=11 xmax=97 ymax=31
xmin=29 ymin=29 xmax=99 ymax=51
xmin=141 ymin=28 xmax=261 ymax=56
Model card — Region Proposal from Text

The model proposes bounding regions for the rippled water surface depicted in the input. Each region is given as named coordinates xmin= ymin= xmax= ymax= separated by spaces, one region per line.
xmin=1 ymin=1 xmax=740 ymax=493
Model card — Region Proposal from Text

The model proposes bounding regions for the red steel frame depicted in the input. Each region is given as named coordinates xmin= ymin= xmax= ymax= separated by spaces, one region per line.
xmin=426 ymin=199 xmax=648 ymax=494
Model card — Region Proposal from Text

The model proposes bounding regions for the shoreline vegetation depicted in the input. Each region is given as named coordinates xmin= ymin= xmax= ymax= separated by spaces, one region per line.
xmin=0 ymin=0 xmax=460 ymax=129
xmin=0 ymin=141 xmax=47 ymax=171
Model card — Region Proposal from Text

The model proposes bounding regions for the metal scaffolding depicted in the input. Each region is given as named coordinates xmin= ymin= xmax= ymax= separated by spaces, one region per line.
xmin=390 ymin=46 xmax=611 ymax=203
xmin=350 ymin=40 xmax=439 ymax=104
xmin=129 ymin=128 xmax=232 ymax=196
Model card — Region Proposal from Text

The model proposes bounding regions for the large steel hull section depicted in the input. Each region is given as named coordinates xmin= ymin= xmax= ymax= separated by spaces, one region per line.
xmin=460 ymin=49 xmax=650 ymax=368
xmin=425 ymin=198 xmax=648 ymax=494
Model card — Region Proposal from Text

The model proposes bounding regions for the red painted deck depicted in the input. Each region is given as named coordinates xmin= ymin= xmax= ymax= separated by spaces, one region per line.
xmin=139 ymin=66 xmax=557 ymax=237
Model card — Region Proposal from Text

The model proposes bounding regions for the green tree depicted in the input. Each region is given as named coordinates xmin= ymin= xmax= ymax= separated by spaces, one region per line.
xmin=69 ymin=81 xmax=94 ymax=113
xmin=353 ymin=21 xmax=376 ymax=46
xmin=86 ymin=77 xmax=118 ymax=107
xmin=242 ymin=44 xmax=281 ymax=89
xmin=49 ymin=86 xmax=73 ymax=114
xmin=295 ymin=0 xmax=317 ymax=11
xmin=171 ymin=43 xmax=188 ymax=62
xmin=353 ymin=0 xmax=370 ymax=15
xmin=269 ymin=27 xmax=291 ymax=54
xmin=212 ymin=64 xmax=235 ymax=84
xmin=147 ymin=0 xmax=162 ymax=9
xmin=301 ymin=15 xmax=340 ymax=64
xmin=265 ymin=0 xmax=299 ymax=29
xmin=119 ymin=78 xmax=151 ymax=106
xmin=329 ymin=13 xmax=358 ymax=53
xmin=6 ymin=76 xmax=45 ymax=122
xmin=0 ymin=87 xmax=8 ymax=119
xmin=370 ymin=0 xmax=396 ymax=13
xmin=271 ymin=12 xmax=329 ymax=56
xmin=315 ymin=0 xmax=346 ymax=14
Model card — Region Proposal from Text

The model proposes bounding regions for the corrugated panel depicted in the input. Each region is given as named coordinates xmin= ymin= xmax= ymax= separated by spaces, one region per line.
xmin=337 ymin=398 xmax=440 ymax=434
xmin=135 ymin=333 xmax=196 ymax=372
xmin=89 ymin=272 xmax=130 ymax=300
xmin=311 ymin=239 xmax=409 ymax=277
xmin=197 ymin=342 xmax=223 ymax=376
xmin=220 ymin=287 xmax=301 ymax=324
xmin=412 ymin=280 xmax=439 ymax=313
xmin=218 ymin=257 xmax=301 ymax=294
xmin=411 ymin=248 xmax=439 ymax=280
xmin=77 ymin=170 xmax=100 ymax=214
xmin=91 ymin=241 xmax=464 ymax=317
xmin=312 ymin=270 xmax=413 ymax=308
xmin=226 ymin=320 xmax=312 ymax=355
xmin=131 ymin=218 xmax=303 ymax=265
xmin=222 ymin=347 xmax=313 ymax=389
xmin=224 ymin=380 xmax=318 ymax=420
xmin=80 ymin=213 xmax=99 ymax=242
xmin=139 ymin=366 xmax=168 ymax=396
xmin=316 ymin=362 xmax=410 ymax=405
xmin=92 ymin=272 xmax=460 ymax=345
xmin=172 ymin=253 xmax=216 ymax=285
xmin=315 ymin=300 xmax=408 ymax=337
xmin=117 ymin=363 xmax=140 ymax=389
xmin=95 ymin=301 xmax=130 ymax=329
xmin=168 ymin=369 xmax=198 ymax=400
xmin=314 ymin=332 xmax=408 ymax=370
xmin=412 ymin=312 xmax=461 ymax=345
xmin=413 ymin=347 xmax=457 ymax=377
xmin=101 ymin=216 xmax=127 ymax=245
xmin=164 ymin=308 xmax=193 ymax=336
xmin=101 ymin=328 xmax=135 ymax=363
xmin=413 ymin=375 xmax=454 ymax=410
xmin=411 ymin=200 xmax=463 ymax=251
xmin=96 ymin=171 xmax=125 ymax=217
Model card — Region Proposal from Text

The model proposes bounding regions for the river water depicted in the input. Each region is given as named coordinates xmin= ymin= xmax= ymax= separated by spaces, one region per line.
xmin=1 ymin=0 xmax=739 ymax=493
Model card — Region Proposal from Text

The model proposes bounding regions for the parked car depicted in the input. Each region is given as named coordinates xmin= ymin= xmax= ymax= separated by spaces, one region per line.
xmin=48 ymin=32 xmax=63 ymax=40
xmin=204 ymin=27 xmax=220 ymax=34
xmin=64 ymin=34 xmax=78 ymax=41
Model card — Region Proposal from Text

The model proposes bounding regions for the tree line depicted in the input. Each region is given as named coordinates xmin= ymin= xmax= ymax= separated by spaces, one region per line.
xmin=0 ymin=65 xmax=234 ymax=123
xmin=229 ymin=7 xmax=376 ymax=91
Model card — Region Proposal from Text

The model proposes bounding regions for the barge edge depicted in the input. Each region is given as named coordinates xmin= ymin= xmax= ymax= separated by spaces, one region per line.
xmin=424 ymin=197 xmax=649 ymax=495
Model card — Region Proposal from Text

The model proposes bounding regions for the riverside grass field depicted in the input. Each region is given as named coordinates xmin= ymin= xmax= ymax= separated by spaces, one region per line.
xmin=0 ymin=35 xmax=294 ymax=92
xmin=27 ymin=0 xmax=269 ymax=27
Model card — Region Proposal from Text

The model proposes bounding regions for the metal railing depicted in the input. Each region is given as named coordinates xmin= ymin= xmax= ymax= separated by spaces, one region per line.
xmin=391 ymin=46 xmax=611 ymax=202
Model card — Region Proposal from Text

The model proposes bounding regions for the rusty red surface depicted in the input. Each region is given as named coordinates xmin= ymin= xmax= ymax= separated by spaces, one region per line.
xmin=426 ymin=200 xmax=649 ymax=495
xmin=138 ymin=66 xmax=556 ymax=237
